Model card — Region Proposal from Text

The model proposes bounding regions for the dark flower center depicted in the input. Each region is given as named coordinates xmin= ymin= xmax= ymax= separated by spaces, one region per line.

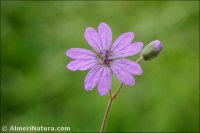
xmin=100 ymin=50 xmax=113 ymax=66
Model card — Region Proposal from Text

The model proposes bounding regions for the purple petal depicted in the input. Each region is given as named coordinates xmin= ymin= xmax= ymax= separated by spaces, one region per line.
xmin=67 ymin=59 xmax=98 ymax=71
xmin=111 ymin=63 xmax=135 ymax=86
xmin=84 ymin=27 xmax=102 ymax=52
xmin=111 ymin=32 xmax=134 ymax=54
xmin=98 ymin=66 xmax=112 ymax=96
xmin=98 ymin=22 xmax=112 ymax=50
xmin=113 ymin=59 xmax=142 ymax=75
xmin=153 ymin=40 xmax=163 ymax=49
xmin=111 ymin=42 xmax=143 ymax=58
xmin=84 ymin=65 xmax=103 ymax=91
xmin=66 ymin=48 xmax=97 ymax=60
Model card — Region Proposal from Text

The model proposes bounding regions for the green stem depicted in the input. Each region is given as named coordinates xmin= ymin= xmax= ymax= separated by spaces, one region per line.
xmin=100 ymin=91 xmax=113 ymax=133
xmin=100 ymin=57 xmax=143 ymax=133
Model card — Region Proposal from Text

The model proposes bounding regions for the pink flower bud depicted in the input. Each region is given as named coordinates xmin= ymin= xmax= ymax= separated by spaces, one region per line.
xmin=140 ymin=40 xmax=163 ymax=60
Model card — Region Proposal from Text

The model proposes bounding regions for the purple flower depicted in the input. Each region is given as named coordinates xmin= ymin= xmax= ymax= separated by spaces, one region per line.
xmin=66 ymin=22 xmax=143 ymax=96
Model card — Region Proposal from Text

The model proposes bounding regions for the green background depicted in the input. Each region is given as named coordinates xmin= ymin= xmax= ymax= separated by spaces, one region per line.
xmin=1 ymin=1 xmax=199 ymax=132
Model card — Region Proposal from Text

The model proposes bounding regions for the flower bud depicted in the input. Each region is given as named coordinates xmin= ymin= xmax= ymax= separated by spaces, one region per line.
xmin=140 ymin=40 xmax=163 ymax=60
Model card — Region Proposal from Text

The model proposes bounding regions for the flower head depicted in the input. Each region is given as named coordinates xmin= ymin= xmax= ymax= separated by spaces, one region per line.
xmin=66 ymin=22 xmax=143 ymax=96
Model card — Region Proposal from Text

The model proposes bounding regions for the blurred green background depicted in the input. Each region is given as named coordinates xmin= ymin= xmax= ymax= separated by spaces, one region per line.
xmin=1 ymin=1 xmax=199 ymax=132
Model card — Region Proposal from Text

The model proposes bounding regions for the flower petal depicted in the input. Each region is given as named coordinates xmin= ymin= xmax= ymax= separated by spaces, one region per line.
xmin=111 ymin=42 xmax=143 ymax=58
xmin=111 ymin=63 xmax=135 ymax=86
xmin=66 ymin=48 xmax=97 ymax=60
xmin=98 ymin=22 xmax=112 ymax=50
xmin=98 ymin=66 xmax=112 ymax=96
xmin=84 ymin=65 xmax=103 ymax=91
xmin=84 ymin=27 xmax=102 ymax=52
xmin=111 ymin=32 xmax=134 ymax=54
xmin=112 ymin=59 xmax=142 ymax=75
xmin=67 ymin=59 xmax=98 ymax=71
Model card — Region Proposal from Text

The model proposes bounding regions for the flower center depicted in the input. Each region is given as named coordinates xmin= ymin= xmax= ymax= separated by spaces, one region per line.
xmin=100 ymin=50 xmax=113 ymax=66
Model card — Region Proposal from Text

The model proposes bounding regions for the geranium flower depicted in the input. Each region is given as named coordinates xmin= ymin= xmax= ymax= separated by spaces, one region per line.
xmin=66 ymin=22 xmax=143 ymax=96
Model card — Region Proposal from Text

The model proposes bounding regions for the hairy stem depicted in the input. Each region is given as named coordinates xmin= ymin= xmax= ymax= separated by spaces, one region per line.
xmin=100 ymin=57 xmax=143 ymax=133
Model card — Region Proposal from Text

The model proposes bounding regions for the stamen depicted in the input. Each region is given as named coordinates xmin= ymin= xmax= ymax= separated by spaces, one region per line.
xmin=99 ymin=50 xmax=113 ymax=66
